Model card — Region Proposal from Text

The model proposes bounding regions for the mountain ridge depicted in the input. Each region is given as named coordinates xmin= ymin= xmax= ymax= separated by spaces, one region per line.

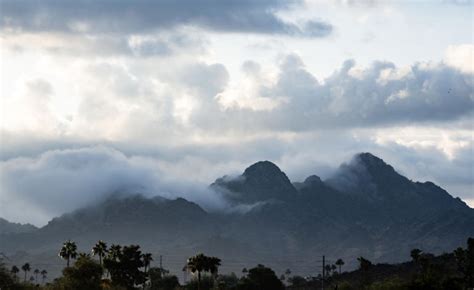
xmin=1 ymin=152 xmax=472 ymax=279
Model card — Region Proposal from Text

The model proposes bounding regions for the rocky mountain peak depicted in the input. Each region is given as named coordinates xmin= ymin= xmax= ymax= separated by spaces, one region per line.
xmin=243 ymin=161 xmax=285 ymax=178
xmin=213 ymin=160 xmax=297 ymax=204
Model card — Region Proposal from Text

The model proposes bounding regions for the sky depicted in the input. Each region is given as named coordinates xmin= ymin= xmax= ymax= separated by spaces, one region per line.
xmin=0 ymin=0 xmax=473 ymax=226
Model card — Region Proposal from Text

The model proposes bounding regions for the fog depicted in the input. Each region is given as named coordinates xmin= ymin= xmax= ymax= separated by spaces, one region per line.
xmin=0 ymin=146 xmax=229 ymax=226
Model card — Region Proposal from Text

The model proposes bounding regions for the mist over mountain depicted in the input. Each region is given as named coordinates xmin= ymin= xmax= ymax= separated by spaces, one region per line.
xmin=1 ymin=152 xmax=473 ymax=278
xmin=0 ymin=218 xmax=37 ymax=235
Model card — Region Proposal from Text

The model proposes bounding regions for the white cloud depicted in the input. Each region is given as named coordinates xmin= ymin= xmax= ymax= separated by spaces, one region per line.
xmin=445 ymin=44 xmax=474 ymax=74
xmin=0 ymin=146 xmax=229 ymax=225
xmin=0 ymin=1 xmax=472 ymax=224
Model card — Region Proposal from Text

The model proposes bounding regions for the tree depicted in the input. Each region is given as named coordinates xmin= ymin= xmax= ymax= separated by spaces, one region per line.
xmin=91 ymin=240 xmax=108 ymax=267
xmin=78 ymin=252 xmax=90 ymax=259
xmin=357 ymin=257 xmax=372 ymax=287
xmin=288 ymin=275 xmax=306 ymax=287
xmin=108 ymin=244 xmax=122 ymax=260
xmin=331 ymin=264 xmax=337 ymax=275
xmin=410 ymin=248 xmax=423 ymax=263
xmin=216 ymin=273 xmax=239 ymax=289
xmin=186 ymin=275 xmax=214 ymax=290
xmin=149 ymin=267 xmax=180 ymax=290
xmin=186 ymin=253 xmax=221 ymax=290
xmin=59 ymin=239 xmax=78 ymax=267
xmin=34 ymin=268 xmax=39 ymax=283
xmin=41 ymin=269 xmax=48 ymax=284
xmin=142 ymin=252 xmax=153 ymax=274
xmin=21 ymin=262 xmax=30 ymax=282
xmin=104 ymin=244 xmax=147 ymax=289
xmin=0 ymin=263 xmax=17 ymax=288
xmin=454 ymin=237 xmax=474 ymax=288
xmin=468 ymin=237 xmax=474 ymax=288
xmin=60 ymin=255 xmax=103 ymax=290
xmin=325 ymin=264 xmax=332 ymax=277
xmin=357 ymin=256 xmax=372 ymax=271
xmin=335 ymin=258 xmax=345 ymax=274
xmin=239 ymin=264 xmax=284 ymax=290
xmin=10 ymin=265 xmax=19 ymax=280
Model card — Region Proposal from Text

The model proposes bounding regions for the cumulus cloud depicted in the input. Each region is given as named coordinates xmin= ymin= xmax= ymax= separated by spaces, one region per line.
xmin=445 ymin=44 xmax=474 ymax=74
xmin=1 ymin=2 xmax=473 ymax=221
xmin=0 ymin=0 xmax=332 ymax=38
xmin=209 ymin=54 xmax=473 ymax=131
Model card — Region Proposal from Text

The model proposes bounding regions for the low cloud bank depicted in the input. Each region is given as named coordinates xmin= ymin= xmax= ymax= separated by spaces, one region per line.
xmin=0 ymin=146 xmax=227 ymax=226
xmin=1 ymin=131 xmax=473 ymax=226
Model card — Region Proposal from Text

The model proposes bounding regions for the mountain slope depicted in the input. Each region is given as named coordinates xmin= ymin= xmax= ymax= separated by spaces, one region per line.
xmin=0 ymin=218 xmax=37 ymax=235
xmin=0 ymin=152 xmax=472 ymax=279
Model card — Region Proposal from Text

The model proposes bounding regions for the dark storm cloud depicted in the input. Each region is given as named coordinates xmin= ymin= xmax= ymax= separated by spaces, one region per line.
xmin=0 ymin=0 xmax=332 ymax=37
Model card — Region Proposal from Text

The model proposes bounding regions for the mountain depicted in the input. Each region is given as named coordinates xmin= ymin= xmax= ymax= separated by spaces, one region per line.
xmin=0 ymin=153 xmax=472 ymax=279
xmin=211 ymin=160 xmax=297 ymax=204
xmin=325 ymin=153 xmax=470 ymax=224
xmin=0 ymin=218 xmax=37 ymax=235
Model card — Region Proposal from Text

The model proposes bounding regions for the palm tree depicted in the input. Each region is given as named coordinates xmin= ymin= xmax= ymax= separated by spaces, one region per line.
xmin=335 ymin=258 xmax=345 ymax=274
xmin=108 ymin=244 xmax=122 ymax=261
xmin=411 ymin=248 xmax=422 ymax=262
xmin=324 ymin=264 xmax=332 ymax=277
xmin=78 ymin=252 xmax=89 ymax=259
xmin=186 ymin=253 xmax=221 ymax=290
xmin=357 ymin=256 xmax=372 ymax=271
xmin=58 ymin=239 xmax=78 ymax=267
xmin=34 ymin=268 xmax=40 ymax=283
xmin=21 ymin=263 xmax=30 ymax=282
xmin=142 ymin=253 xmax=153 ymax=273
xmin=242 ymin=267 xmax=248 ymax=275
xmin=92 ymin=240 xmax=108 ymax=266
xmin=10 ymin=265 xmax=19 ymax=280
xmin=331 ymin=264 xmax=337 ymax=275
xmin=207 ymin=256 xmax=221 ymax=277
xmin=357 ymin=256 xmax=372 ymax=286
xmin=41 ymin=269 xmax=47 ymax=284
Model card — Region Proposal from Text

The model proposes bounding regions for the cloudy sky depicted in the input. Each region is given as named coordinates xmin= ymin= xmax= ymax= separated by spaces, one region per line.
xmin=0 ymin=0 xmax=473 ymax=226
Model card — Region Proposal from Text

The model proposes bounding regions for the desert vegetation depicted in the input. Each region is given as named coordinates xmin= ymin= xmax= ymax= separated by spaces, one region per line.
xmin=0 ymin=237 xmax=472 ymax=290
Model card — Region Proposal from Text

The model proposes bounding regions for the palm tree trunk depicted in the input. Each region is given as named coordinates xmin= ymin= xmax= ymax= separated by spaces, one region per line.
xmin=339 ymin=265 xmax=341 ymax=274
xmin=24 ymin=271 xmax=27 ymax=282
xmin=198 ymin=271 xmax=201 ymax=290
xmin=67 ymin=257 xmax=70 ymax=268
xmin=99 ymin=254 xmax=102 ymax=267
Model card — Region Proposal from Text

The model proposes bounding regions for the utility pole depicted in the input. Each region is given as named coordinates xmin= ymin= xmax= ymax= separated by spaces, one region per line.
xmin=322 ymin=255 xmax=325 ymax=290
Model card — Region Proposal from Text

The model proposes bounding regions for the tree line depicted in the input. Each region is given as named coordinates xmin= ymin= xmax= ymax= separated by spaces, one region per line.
xmin=0 ymin=237 xmax=472 ymax=290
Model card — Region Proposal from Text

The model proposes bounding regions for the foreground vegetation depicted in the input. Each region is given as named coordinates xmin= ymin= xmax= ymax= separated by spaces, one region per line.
xmin=0 ymin=238 xmax=472 ymax=290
